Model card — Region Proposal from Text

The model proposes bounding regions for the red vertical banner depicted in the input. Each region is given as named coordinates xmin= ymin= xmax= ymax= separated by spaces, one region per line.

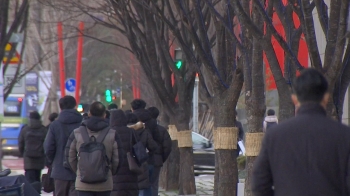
xmin=57 ymin=22 xmax=66 ymax=97
xmin=131 ymin=63 xmax=136 ymax=99
xmin=75 ymin=22 xmax=84 ymax=104
xmin=136 ymin=67 xmax=141 ymax=99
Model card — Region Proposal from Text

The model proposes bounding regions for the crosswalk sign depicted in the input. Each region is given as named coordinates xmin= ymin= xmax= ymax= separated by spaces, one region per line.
xmin=2 ymin=43 xmax=21 ymax=64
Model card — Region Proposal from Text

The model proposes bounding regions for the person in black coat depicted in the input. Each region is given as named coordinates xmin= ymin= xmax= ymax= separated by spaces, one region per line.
xmin=131 ymin=100 xmax=161 ymax=196
xmin=18 ymin=111 xmax=47 ymax=183
xmin=147 ymin=107 xmax=172 ymax=196
xmin=110 ymin=109 xmax=139 ymax=196
xmin=252 ymin=69 xmax=350 ymax=196
xmin=126 ymin=112 xmax=158 ymax=192
xmin=44 ymin=96 xmax=83 ymax=196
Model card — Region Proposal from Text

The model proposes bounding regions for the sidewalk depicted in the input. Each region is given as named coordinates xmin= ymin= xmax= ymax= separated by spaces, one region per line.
xmin=159 ymin=175 xmax=214 ymax=196
xmin=9 ymin=168 xmax=214 ymax=196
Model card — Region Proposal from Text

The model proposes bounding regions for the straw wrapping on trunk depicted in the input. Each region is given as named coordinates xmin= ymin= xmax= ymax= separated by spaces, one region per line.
xmin=213 ymin=127 xmax=238 ymax=149
xmin=177 ymin=130 xmax=192 ymax=147
xmin=245 ymin=132 xmax=264 ymax=156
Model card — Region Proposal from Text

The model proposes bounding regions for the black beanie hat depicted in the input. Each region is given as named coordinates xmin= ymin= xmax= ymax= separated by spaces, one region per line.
xmin=29 ymin=111 xmax=41 ymax=120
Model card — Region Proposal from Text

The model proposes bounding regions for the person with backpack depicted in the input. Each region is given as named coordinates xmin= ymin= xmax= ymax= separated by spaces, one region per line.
xmin=131 ymin=100 xmax=161 ymax=196
xmin=127 ymin=112 xmax=158 ymax=194
xmin=44 ymin=96 xmax=83 ymax=196
xmin=66 ymin=102 xmax=119 ymax=196
xmin=263 ymin=109 xmax=278 ymax=132
xmin=18 ymin=111 xmax=47 ymax=183
xmin=147 ymin=107 xmax=172 ymax=196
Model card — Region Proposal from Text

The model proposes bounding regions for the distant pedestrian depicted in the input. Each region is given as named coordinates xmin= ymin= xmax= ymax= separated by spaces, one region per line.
xmin=44 ymin=96 xmax=83 ymax=196
xmin=18 ymin=111 xmax=47 ymax=184
xmin=66 ymin=102 xmax=119 ymax=196
xmin=263 ymin=109 xmax=278 ymax=132
xmin=108 ymin=103 xmax=118 ymax=111
xmin=47 ymin=112 xmax=58 ymax=129
xmin=110 ymin=110 xmax=139 ymax=196
xmin=82 ymin=113 xmax=89 ymax=120
xmin=106 ymin=110 xmax=111 ymax=121
xmin=147 ymin=107 xmax=172 ymax=196
xmin=252 ymin=68 xmax=350 ymax=196
xmin=234 ymin=110 xmax=245 ymax=155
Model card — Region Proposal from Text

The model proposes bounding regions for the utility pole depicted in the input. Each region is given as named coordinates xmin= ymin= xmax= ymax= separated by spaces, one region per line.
xmin=193 ymin=73 xmax=199 ymax=133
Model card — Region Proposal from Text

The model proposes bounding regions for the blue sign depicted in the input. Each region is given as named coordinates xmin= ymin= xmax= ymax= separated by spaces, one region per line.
xmin=65 ymin=78 xmax=76 ymax=92
xmin=116 ymin=88 xmax=121 ymax=94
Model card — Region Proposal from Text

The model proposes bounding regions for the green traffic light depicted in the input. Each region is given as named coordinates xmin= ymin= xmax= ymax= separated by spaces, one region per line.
xmin=176 ymin=61 xmax=182 ymax=69
xmin=105 ymin=89 xmax=112 ymax=102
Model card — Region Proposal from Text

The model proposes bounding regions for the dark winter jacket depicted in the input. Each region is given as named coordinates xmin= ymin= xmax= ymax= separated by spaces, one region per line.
xmin=252 ymin=103 xmax=350 ymax=196
xmin=110 ymin=110 xmax=139 ymax=195
xmin=18 ymin=119 xmax=47 ymax=170
xmin=65 ymin=116 xmax=119 ymax=192
xmin=128 ymin=122 xmax=158 ymax=188
xmin=157 ymin=124 xmax=172 ymax=164
xmin=44 ymin=109 xmax=83 ymax=180
xmin=132 ymin=109 xmax=161 ymax=165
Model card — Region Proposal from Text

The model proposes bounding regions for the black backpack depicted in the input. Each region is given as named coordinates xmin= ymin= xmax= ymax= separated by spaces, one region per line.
xmin=78 ymin=126 xmax=110 ymax=184
xmin=25 ymin=126 xmax=46 ymax=158
xmin=266 ymin=121 xmax=277 ymax=131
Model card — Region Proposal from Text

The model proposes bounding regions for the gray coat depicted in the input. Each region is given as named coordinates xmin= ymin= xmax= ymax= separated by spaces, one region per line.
xmin=66 ymin=117 xmax=119 ymax=192
xmin=44 ymin=109 xmax=83 ymax=180
xmin=252 ymin=104 xmax=350 ymax=196
xmin=18 ymin=119 xmax=47 ymax=170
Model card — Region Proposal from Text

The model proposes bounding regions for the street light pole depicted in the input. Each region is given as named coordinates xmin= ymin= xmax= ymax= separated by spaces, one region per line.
xmin=193 ymin=73 xmax=199 ymax=133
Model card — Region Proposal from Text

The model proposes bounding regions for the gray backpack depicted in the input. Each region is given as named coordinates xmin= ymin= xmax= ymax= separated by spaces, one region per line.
xmin=78 ymin=126 xmax=110 ymax=184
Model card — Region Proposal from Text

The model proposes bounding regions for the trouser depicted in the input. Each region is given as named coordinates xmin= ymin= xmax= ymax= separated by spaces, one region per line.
xmin=150 ymin=167 xmax=161 ymax=196
xmin=24 ymin=169 xmax=41 ymax=183
xmin=78 ymin=190 xmax=111 ymax=196
xmin=139 ymin=165 xmax=154 ymax=196
xmin=54 ymin=179 xmax=77 ymax=196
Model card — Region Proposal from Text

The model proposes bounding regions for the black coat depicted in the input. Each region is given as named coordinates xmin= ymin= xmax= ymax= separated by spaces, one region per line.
xmin=133 ymin=125 xmax=158 ymax=189
xmin=110 ymin=110 xmax=139 ymax=194
xmin=252 ymin=104 xmax=350 ymax=196
xmin=44 ymin=109 xmax=83 ymax=180
xmin=157 ymin=124 xmax=172 ymax=165
xmin=18 ymin=119 xmax=47 ymax=170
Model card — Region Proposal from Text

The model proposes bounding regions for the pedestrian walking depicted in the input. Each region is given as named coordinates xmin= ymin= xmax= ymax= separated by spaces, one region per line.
xmin=131 ymin=100 xmax=161 ymax=196
xmin=47 ymin=112 xmax=58 ymax=129
xmin=108 ymin=103 xmax=118 ymax=111
xmin=147 ymin=107 xmax=172 ymax=196
xmin=110 ymin=109 xmax=139 ymax=196
xmin=66 ymin=102 xmax=119 ymax=196
xmin=252 ymin=68 xmax=350 ymax=196
xmin=18 ymin=111 xmax=47 ymax=184
xmin=44 ymin=96 xmax=83 ymax=196
xmin=263 ymin=109 xmax=278 ymax=132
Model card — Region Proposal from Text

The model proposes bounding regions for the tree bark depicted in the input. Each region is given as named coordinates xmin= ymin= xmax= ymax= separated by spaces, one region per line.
xmin=160 ymin=140 xmax=180 ymax=190
xmin=244 ymin=1 xmax=266 ymax=195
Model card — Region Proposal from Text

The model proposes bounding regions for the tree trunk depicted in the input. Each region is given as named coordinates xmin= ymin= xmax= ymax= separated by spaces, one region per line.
xmin=278 ymin=89 xmax=295 ymax=121
xmin=244 ymin=1 xmax=266 ymax=195
xmin=213 ymin=93 xmax=240 ymax=196
xmin=178 ymin=147 xmax=196 ymax=195
xmin=160 ymin=140 xmax=180 ymax=190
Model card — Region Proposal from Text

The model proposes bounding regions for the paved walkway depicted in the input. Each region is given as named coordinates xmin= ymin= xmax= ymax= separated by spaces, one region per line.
xmin=159 ymin=175 xmax=214 ymax=196
xmin=8 ymin=168 xmax=214 ymax=196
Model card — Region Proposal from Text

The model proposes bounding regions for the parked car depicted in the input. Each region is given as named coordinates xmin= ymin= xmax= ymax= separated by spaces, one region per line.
xmin=192 ymin=132 xmax=215 ymax=175
xmin=192 ymin=132 xmax=245 ymax=175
